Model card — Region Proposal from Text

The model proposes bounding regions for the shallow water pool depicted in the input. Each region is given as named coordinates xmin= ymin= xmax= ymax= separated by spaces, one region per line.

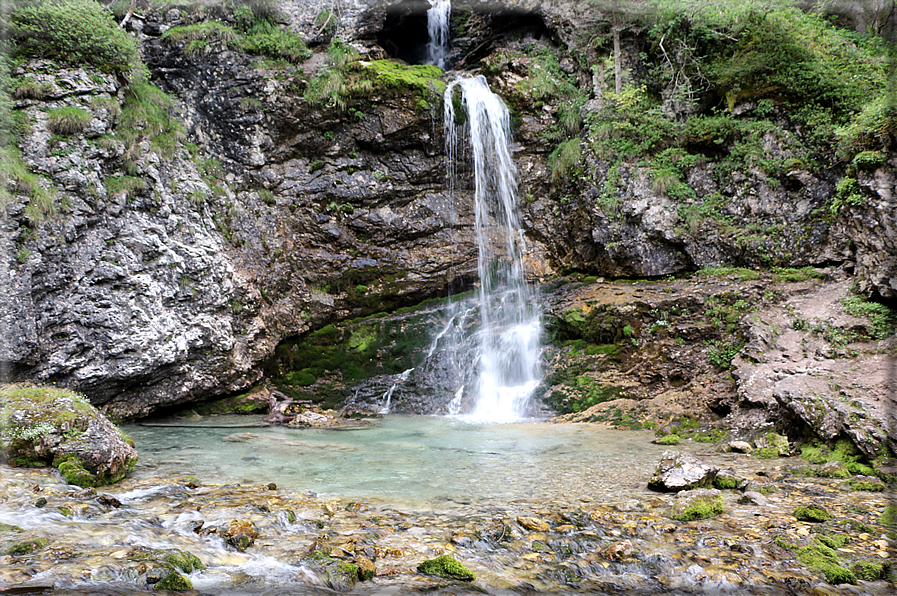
xmin=123 ymin=416 xmax=669 ymax=511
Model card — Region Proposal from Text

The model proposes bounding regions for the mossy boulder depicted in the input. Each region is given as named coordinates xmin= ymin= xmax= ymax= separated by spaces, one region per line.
xmin=417 ymin=555 xmax=476 ymax=581
xmin=794 ymin=504 xmax=832 ymax=523
xmin=669 ymin=488 xmax=724 ymax=521
xmin=153 ymin=571 xmax=192 ymax=591
xmin=777 ymin=537 xmax=856 ymax=585
xmin=655 ymin=433 xmax=680 ymax=445
xmin=0 ymin=384 xmax=138 ymax=487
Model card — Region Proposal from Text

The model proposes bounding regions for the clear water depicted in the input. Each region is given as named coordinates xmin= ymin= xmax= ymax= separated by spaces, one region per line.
xmin=123 ymin=416 xmax=668 ymax=512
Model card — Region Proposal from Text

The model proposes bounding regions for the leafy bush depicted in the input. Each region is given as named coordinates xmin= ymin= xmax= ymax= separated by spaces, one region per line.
xmin=11 ymin=0 xmax=138 ymax=73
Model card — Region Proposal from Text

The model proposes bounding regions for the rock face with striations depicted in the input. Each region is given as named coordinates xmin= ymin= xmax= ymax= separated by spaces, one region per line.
xmin=1 ymin=0 xmax=894 ymax=425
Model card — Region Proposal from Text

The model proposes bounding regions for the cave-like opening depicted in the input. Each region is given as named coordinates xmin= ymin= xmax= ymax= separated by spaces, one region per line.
xmin=375 ymin=1 xmax=552 ymax=69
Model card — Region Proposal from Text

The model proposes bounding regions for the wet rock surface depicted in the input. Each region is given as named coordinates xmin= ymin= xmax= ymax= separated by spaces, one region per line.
xmin=0 ymin=439 xmax=894 ymax=595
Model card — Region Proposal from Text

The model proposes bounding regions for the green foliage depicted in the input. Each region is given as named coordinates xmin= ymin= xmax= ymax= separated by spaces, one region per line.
xmin=837 ymin=96 xmax=897 ymax=158
xmin=417 ymin=556 xmax=475 ymax=581
xmin=656 ymin=433 xmax=680 ymax=445
xmin=851 ymin=150 xmax=886 ymax=171
xmin=119 ymin=80 xmax=183 ymax=158
xmin=705 ymin=338 xmax=745 ymax=369
xmin=840 ymin=295 xmax=897 ymax=340
xmin=11 ymin=0 xmax=139 ymax=73
xmin=830 ymin=177 xmax=864 ymax=215
xmin=549 ymin=138 xmax=582 ymax=184
xmin=105 ymin=175 xmax=145 ymax=198
xmin=586 ymin=86 xmax=677 ymax=161
xmin=711 ymin=9 xmax=884 ymax=122
xmin=46 ymin=107 xmax=92 ymax=136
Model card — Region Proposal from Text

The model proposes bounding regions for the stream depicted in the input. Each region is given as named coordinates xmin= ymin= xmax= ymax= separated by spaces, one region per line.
xmin=1 ymin=417 xmax=894 ymax=595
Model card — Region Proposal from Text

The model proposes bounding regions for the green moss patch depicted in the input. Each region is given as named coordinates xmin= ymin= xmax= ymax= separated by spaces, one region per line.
xmin=670 ymin=491 xmax=724 ymax=521
xmin=2 ymin=538 xmax=48 ymax=556
xmin=794 ymin=505 xmax=832 ymax=523
xmin=364 ymin=60 xmax=445 ymax=96
xmin=417 ymin=555 xmax=476 ymax=581
xmin=777 ymin=538 xmax=856 ymax=585
xmin=656 ymin=434 xmax=680 ymax=445
xmin=851 ymin=560 xmax=886 ymax=581
xmin=154 ymin=571 xmax=192 ymax=591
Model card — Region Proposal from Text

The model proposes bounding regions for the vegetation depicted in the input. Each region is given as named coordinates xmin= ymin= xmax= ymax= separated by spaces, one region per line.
xmin=162 ymin=2 xmax=311 ymax=63
xmin=10 ymin=0 xmax=139 ymax=73
xmin=305 ymin=41 xmax=445 ymax=110
xmin=417 ymin=556 xmax=476 ymax=581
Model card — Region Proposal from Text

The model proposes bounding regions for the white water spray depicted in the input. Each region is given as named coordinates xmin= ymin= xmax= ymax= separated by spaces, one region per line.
xmin=444 ymin=76 xmax=543 ymax=422
xmin=426 ymin=0 xmax=451 ymax=69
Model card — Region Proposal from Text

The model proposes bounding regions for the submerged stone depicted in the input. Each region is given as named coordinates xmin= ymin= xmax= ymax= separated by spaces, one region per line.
xmin=417 ymin=555 xmax=476 ymax=581
xmin=517 ymin=516 xmax=550 ymax=532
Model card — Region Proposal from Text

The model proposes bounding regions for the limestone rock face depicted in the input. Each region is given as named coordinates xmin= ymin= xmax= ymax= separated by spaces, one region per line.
xmin=648 ymin=451 xmax=719 ymax=492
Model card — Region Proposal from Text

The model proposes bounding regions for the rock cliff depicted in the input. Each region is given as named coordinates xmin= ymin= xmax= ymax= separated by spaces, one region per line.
xmin=0 ymin=0 xmax=894 ymax=434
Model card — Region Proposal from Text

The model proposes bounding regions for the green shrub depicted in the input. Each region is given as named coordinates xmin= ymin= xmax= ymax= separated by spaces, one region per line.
xmin=837 ymin=96 xmax=897 ymax=158
xmin=238 ymin=22 xmax=312 ymax=63
xmin=11 ymin=0 xmax=138 ymax=73
xmin=47 ymin=107 xmax=91 ymax=136
xmin=549 ymin=138 xmax=581 ymax=184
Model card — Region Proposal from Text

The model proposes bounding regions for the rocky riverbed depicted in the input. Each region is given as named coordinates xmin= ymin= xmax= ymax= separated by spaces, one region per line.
xmin=1 ymin=431 xmax=894 ymax=595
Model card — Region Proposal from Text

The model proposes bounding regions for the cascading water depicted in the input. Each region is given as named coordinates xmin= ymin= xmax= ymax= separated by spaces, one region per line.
xmin=442 ymin=76 xmax=543 ymax=422
xmin=425 ymin=0 xmax=451 ymax=69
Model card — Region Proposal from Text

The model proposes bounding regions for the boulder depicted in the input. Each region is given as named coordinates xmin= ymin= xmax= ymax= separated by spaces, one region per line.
xmin=647 ymin=450 xmax=719 ymax=492
xmin=669 ymin=489 xmax=724 ymax=521
xmin=0 ymin=384 xmax=137 ymax=487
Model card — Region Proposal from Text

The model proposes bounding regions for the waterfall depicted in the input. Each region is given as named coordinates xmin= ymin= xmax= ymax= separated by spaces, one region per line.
xmin=443 ymin=76 xmax=543 ymax=422
xmin=425 ymin=0 xmax=451 ymax=69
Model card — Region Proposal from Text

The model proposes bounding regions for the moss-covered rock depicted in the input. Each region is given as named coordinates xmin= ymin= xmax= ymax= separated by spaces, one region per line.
xmin=794 ymin=504 xmax=832 ymax=523
xmin=417 ymin=555 xmax=476 ymax=581
xmin=669 ymin=488 xmax=724 ymax=521
xmin=225 ymin=518 xmax=258 ymax=551
xmin=0 ymin=384 xmax=137 ymax=487
xmin=153 ymin=571 xmax=192 ymax=591
xmin=2 ymin=538 xmax=48 ymax=556
xmin=777 ymin=537 xmax=856 ymax=585
xmin=655 ymin=433 xmax=680 ymax=445
xmin=851 ymin=560 xmax=885 ymax=581
xmin=879 ymin=504 xmax=897 ymax=526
